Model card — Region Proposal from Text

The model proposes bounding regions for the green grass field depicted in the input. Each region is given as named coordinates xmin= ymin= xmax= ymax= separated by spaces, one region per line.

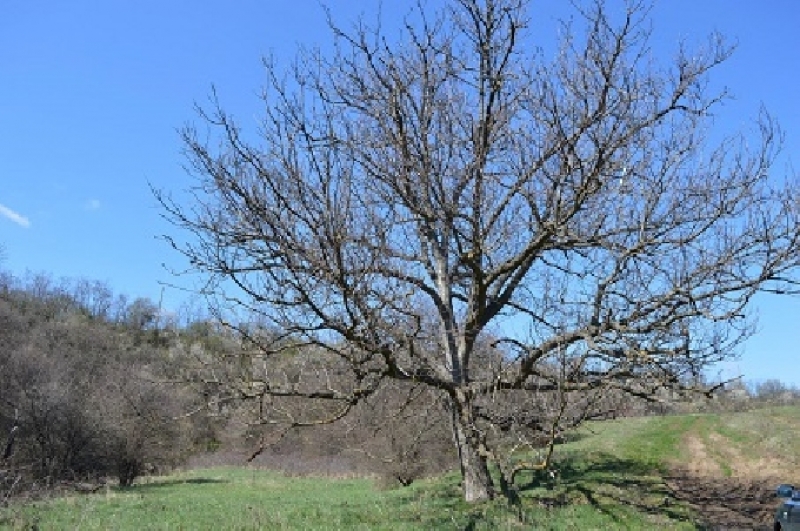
xmin=3 ymin=405 xmax=798 ymax=530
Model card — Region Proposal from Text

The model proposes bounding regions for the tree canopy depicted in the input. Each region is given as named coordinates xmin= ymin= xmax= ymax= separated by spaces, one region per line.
xmin=160 ymin=0 xmax=800 ymax=502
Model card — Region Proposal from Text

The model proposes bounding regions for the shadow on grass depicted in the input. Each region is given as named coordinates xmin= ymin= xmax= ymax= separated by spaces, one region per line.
xmin=126 ymin=477 xmax=229 ymax=493
xmin=390 ymin=453 xmax=697 ymax=529
xmin=517 ymin=452 xmax=694 ymax=523
xmin=661 ymin=470 xmax=779 ymax=530
xmin=557 ymin=430 xmax=590 ymax=444
xmin=506 ymin=454 xmax=693 ymax=525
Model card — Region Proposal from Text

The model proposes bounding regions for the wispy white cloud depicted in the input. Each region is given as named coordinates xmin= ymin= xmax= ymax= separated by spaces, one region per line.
xmin=85 ymin=199 xmax=101 ymax=211
xmin=0 ymin=203 xmax=31 ymax=228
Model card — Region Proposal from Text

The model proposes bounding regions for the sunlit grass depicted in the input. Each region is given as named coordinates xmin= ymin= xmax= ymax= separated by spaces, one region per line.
xmin=0 ymin=464 xmax=695 ymax=530
xmin=5 ymin=406 xmax=798 ymax=530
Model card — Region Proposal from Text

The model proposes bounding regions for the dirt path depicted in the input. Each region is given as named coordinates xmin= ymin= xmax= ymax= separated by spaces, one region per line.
xmin=665 ymin=434 xmax=781 ymax=530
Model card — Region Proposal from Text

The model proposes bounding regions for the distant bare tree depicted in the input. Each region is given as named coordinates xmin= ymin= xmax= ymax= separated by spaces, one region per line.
xmin=160 ymin=0 xmax=800 ymax=501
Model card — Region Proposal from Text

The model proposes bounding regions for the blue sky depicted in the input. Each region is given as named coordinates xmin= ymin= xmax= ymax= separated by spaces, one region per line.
xmin=1 ymin=1 xmax=798 ymax=385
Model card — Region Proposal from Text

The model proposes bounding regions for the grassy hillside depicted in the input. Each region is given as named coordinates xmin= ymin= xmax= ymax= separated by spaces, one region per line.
xmin=3 ymin=405 xmax=798 ymax=530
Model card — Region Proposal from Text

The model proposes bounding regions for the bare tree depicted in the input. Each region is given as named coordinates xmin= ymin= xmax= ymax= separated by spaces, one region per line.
xmin=159 ymin=0 xmax=800 ymax=502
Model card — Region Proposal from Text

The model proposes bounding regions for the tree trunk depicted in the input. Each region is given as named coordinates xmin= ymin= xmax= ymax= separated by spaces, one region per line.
xmin=451 ymin=395 xmax=494 ymax=502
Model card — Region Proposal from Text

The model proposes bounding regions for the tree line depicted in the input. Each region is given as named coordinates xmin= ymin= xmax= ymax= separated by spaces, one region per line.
xmin=0 ymin=272 xmax=213 ymax=497
xmin=0 ymin=270 xmax=459 ymax=498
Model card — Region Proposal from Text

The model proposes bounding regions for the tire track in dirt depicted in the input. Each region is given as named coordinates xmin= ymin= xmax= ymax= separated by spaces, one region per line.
xmin=665 ymin=433 xmax=782 ymax=530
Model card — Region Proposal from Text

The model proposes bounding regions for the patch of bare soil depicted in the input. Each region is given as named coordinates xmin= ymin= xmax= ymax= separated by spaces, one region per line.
xmin=706 ymin=432 xmax=785 ymax=480
xmin=665 ymin=434 xmax=781 ymax=530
